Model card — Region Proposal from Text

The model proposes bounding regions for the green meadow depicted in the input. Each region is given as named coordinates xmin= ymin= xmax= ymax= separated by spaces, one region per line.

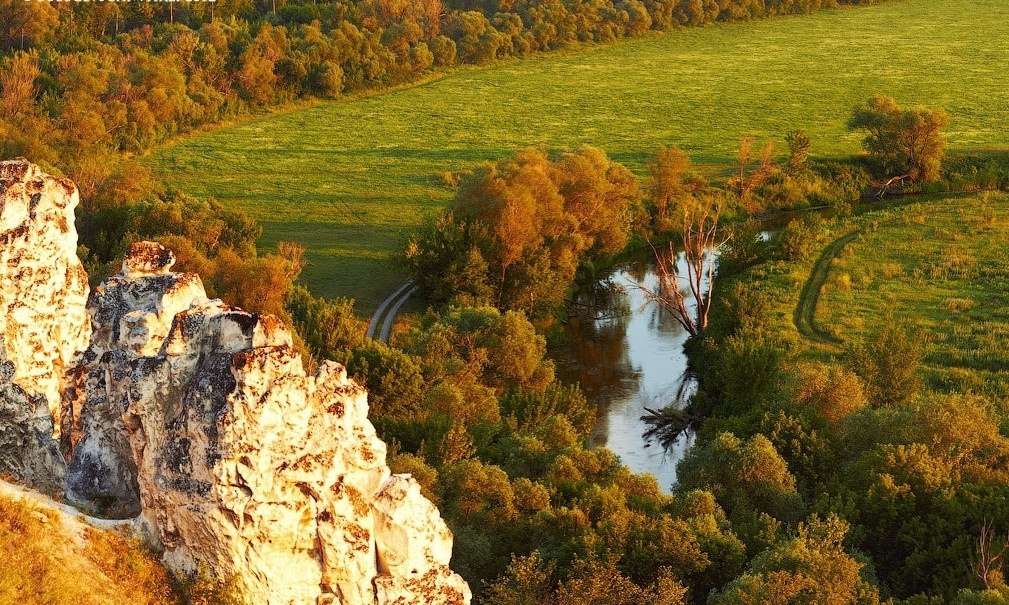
xmin=750 ymin=192 xmax=1009 ymax=398
xmin=148 ymin=0 xmax=1009 ymax=311
xmin=813 ymin=194 xmax=1009 ymax=395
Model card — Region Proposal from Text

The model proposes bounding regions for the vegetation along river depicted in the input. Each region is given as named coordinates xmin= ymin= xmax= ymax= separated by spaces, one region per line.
xmin=555 ymin=255 xmax=704 ymax=492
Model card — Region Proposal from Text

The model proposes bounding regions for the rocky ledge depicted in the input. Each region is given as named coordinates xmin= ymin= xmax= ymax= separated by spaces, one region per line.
xmin=0 ymin=159 xmax=470 ymax=605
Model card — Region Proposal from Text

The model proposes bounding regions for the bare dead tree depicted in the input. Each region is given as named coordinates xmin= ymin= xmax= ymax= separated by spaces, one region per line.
xmin=729 ymin=137 xmax=777 ymax=214
xmin=970 ymin=518 xmax=1009 ymax=590
xmin=641 ymin=192 xmax=729 ymax=337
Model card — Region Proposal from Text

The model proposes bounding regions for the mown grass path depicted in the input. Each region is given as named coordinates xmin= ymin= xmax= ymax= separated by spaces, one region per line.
xmin=148 ymin=0 xmax=1009 ymax=310
xmin=793 ymin=228 xmax=864 ymax=346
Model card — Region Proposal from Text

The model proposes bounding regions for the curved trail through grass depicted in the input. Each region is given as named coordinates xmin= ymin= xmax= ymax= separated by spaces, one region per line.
xmin=366 ymin=279 xmax=414 ymax=340
xmin=149 ymin=0 xmax=1009 ymax=309
xmin=794 ymin=229 xmax=864 ymax=346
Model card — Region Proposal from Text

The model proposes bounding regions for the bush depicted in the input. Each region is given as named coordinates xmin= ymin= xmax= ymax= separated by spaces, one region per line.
xmin=845 ymin=322 xmax=925 ymax=408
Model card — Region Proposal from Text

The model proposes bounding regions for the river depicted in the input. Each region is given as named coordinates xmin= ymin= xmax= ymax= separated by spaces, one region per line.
xmin=554 ymin=256 xmax=702 ymax=492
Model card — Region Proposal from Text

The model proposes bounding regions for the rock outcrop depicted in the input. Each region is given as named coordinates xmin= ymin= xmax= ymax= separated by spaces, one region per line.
xmin=0 ymin=159 xmax=469 ymax=604
xmin=65 ymin=242 xmax=208 ymax=518
xmin=124 ymin=286 xmax=469 ymax=604
xmin=0 ymin=158 xmax=90 ymax=492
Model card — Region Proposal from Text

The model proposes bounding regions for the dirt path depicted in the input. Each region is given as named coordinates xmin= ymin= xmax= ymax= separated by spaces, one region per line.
xmin=379 ymin=285 xmax=419 ymax=343
xmin=793 ymin=228 xmax=865 ymax=346
xmin=366 ymin=279 xmax=414 ymax=340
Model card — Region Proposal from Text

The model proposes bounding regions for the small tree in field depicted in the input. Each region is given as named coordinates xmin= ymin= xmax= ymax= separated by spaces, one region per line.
xmin=848 ymin=95 xmax=949 ymax=182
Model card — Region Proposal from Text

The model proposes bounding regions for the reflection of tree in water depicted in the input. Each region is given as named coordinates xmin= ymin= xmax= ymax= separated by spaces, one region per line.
xmin=636 ymin=251 xmax=701 ymax=452
xmin=556 ymin=259 xmax=696 ymax=453
xmin=555 ymin=271 xmax=635 ymax=447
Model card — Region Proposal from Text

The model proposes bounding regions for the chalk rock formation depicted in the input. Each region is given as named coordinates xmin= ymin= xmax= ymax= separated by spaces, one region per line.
xmin=0 ymin=159 xmax=471 ymax=605
xmin=65 ymin=242 xmax=207 ymax=517
xmin=0 ymin=158 xmax=90 ymax=491
xmin=110 ymin=244 xmax=471 ymax=605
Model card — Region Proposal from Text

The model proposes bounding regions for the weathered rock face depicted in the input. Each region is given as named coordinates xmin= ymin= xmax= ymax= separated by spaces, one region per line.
xmin=0 ymin=158 xmax=90 ymax=491
xmin=0 ymin=160 xmax=471 ymax=605
xmin=65 ymin=242 xmax=208 ymax=518
xmin=123 ymin=287 xmax=470 ymax=604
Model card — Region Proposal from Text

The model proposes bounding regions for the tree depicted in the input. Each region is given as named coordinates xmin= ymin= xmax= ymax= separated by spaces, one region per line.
xmin=970 ymin=519 xmax=1009 ymax=591
xmin=647 ymin=145 xmax=694 ymax=228
xmin=648 ymin=190 xmax=728 ymax=337
xmin=785 ymin=129 xmax=811 ymax=174
xmin=710 ymin=515 xmax=882 ymax=605
xmin=0 ymin=51 xmax=40 ymax=118
xmin=848 ymin=95 xmax=950 ymax=182
xmin=845 ymin=322 xmax=924 ymax=408
xmin=0 ymin=0 xmax=58 ymax=51
xmin=728 ymin=137 xmax=776 ymax=213
xmin=677 ymin=432 xmax=802 ymax=523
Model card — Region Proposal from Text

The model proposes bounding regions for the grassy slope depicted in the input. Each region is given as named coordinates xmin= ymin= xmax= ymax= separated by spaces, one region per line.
xmin=0 ymin=490 xmax=178 ymax=605
xmin=148 ymin=0 xmax=1009 ymax=311
xmin=757 ymin=193 xmax=1009 ymax=398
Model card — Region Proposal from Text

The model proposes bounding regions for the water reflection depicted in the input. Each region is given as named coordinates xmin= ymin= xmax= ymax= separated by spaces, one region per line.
xmin=555 ymin=258 xmax=697 ymax=492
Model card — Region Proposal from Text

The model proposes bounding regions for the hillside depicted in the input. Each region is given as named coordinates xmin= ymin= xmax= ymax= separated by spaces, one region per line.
xmin=149 ymin=0 xmax=1009 ymax=309
xmin=0 ymin=480 xmax=178 ymax=605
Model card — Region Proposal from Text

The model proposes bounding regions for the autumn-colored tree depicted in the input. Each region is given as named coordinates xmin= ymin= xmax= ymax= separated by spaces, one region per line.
xmin=647 ymin=145 xmax=693 ymax=227
xmin=791 ymin=362 xmax=868 ymax=426
xmin=552 ymin=146 xmax=640 ymax=255
xmin=0 ymin=51 xmax=39 ymax=118
xmin=848 ymin=95 xmax=949 ymax=182
xmin=407 ymin=147 xmax=637 ymax=318
xmin=0 ymin=0 xmax=58 ymax=51
xmin=728 ymin=136 xmax=777 ymax=214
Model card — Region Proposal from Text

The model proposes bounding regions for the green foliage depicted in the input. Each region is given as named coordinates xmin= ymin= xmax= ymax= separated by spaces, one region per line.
xmin=700 ymin=327 xmax=790 ymax=416
xmin=698 ymin=192 xmax=1009 ymax=601
xmin=849 ymin=95 xmax=950 ymax=182
xmin=347 ymin=340 xmax=426 ymax=418
xmin=710 ymin=515 xmax=881 ymax=605
xmin=785 ymin=130 xmax=812 ymax=175
xmin=500 ymin=384 xmax=596 ymax=440
xmin=677 ymin=432 xmax=803 ymax=525
xmin=775 ymin=214 xmax=823 ymax=262
xmin=845 ymin=323 xmax=925 ymax=408
xmin=285 ymin=285 xmax=363 ymax=364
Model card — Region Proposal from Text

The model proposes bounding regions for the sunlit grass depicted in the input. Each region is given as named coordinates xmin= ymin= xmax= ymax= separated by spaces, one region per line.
xmin=791 ymin=194 xmax=1009 ymax=396
xmin=0 ymin=495 xmax=178 ymax=605
xmin=148 ymin=0 xmax=1009 ymax=311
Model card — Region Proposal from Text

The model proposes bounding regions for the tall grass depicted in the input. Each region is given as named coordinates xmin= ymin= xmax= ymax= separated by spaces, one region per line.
xmin=0 ymin=496 xmax=178 ymax=605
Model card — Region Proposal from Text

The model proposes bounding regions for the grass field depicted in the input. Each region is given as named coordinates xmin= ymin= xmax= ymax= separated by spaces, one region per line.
xmin=753 ymin=193 xmax=1009 ymax=398
xmin=148 ymin=0 xmax=1009 ymax=312
xmin=812 ymin=194 xmax=1009 ymax=395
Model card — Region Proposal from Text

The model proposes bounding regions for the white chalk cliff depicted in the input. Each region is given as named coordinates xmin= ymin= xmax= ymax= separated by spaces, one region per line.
xmin=0 ymin=159 xmax=470 ymax=605
xmin=0 ymin=158 xmax=90 ymax=492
